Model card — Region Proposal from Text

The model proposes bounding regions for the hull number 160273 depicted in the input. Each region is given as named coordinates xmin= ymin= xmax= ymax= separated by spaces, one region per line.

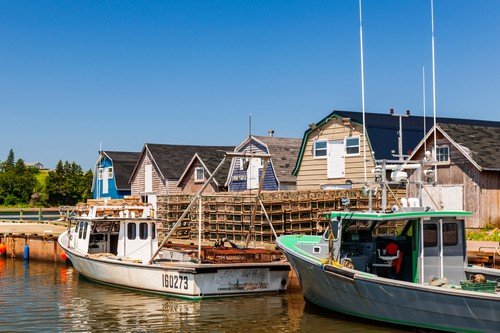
xmin=162 ymin=274 xmax=188 ymax=290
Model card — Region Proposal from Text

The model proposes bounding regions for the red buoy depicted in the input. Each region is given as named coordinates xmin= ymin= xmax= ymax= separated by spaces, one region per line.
xmin=60 ymin=251 xmax=67 ymax=261
xmin=0 ymin=243 xmax=6 ymax=255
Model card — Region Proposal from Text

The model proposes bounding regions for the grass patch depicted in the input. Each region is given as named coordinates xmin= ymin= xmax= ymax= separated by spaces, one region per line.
xmin=466 ymin=227 xmax=500 ymax=242
xmin=35 ymin=170 xmax=49 ymax=186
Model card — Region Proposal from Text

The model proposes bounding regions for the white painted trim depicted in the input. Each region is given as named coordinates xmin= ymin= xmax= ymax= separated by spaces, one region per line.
xmin=344 ymin=135 xmax=361 ymax=157
xmin=194 ymin=167 xmax=205 ymax=182
xmin=313 ymin=140 xmax=328 ymax=159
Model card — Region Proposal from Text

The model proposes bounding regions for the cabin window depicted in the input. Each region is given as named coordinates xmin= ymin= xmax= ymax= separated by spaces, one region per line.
xmin=107 ymin=167 xmax=114 ymax=179
xmin=345 ymin=136 xmax=360 ymax=155
xmin=75 ymin=221 xmax=79 ymax=233
xmin=443 ymin=223 xmax=458 ymax=246
xmin=82 ymin=222 xmax=88 ymax=239
xmin=314 ymin=141 xmax=327 ymax=158
xmin=127 ymin=223 xmax=136 ymax=240
xmin=139 ymin=222 xmax=148 ymax=240
xmin=436 ymin=146 xmax=449 ymax=162
xmin=111 ymin=221 xmax=120 ymax=232
xmin=423 ymin=224 xmax=438 ymax=247
xmin=78 ymin=221 xmax=83 ymax=239
xmin=97 ymin=168 xmax=103 ymax=180
xmin=195 ymin=167 xmax=204 ymax=182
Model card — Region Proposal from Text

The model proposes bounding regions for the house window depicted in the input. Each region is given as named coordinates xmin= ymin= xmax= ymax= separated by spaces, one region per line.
xmin=195 ymin=167 xmax=204 ymax=182
xmin=107 ymin=167 xmax=114 ymax=179
xmin=97 ymin=168 xmax=103 ymax=180
xmin=314 ymin=141 xmax=327 ymax=158
xmin=127 ymin=223 xmax=136 ymax=240
xmin=436 ymin=146 xmax=449 ymax=162
xmin=139 ymin=222 xmax=148 ymax=240
xmin=345 ymin=136 xmax=360 ymax=156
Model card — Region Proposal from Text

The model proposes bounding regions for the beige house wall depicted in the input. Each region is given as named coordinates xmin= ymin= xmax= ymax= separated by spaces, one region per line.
xmin=296 ymin=117 xmax=375 ymax=190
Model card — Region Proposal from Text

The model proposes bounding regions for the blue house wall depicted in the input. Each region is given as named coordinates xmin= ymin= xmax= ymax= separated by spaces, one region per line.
xmin=228 ymin=140 xmax=279 ymax=192
xmin=93 ymin=156 xmax=129 ymax=199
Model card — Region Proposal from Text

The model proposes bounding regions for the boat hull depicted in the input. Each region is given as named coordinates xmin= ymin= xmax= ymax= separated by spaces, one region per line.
xmin=280 ymin=241 xmax=500 ymax=333
xmin=59 ymin=232 xmax=289 ymax=300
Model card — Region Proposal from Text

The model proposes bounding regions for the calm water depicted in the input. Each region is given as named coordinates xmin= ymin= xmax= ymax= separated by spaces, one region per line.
xmin=0 ymin=258 xmax=417 ymax=332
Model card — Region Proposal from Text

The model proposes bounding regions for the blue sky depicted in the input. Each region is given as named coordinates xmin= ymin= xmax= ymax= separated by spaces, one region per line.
xmin=1 ymin=1 xmax=499 ymax=169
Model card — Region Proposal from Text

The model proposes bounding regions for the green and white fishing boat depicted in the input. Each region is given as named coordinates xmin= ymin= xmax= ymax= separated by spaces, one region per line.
xmin=277 ymin=159 xmax=500 ymax=332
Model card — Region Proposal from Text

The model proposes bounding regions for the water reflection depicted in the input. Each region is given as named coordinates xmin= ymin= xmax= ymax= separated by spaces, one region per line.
xmin=0 ymin=258 xmax=416 ymax=332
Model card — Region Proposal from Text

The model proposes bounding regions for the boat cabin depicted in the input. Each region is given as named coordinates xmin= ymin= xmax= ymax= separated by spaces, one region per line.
xmin=70 ymin=206 xmax=158 ymax=264
xmin=311 ymin=212 xmax=470 ymax=285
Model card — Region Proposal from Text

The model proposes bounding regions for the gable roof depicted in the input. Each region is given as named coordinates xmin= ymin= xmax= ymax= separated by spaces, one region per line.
xmin=139 ymin=143 xmax=234 ymax=181
xmin=103 ymin=151 xmax=141 ymax=190
xmin=253 ymin=136 xmax=302 ymax=184
xmin=409 ymin=123 xmax=500 ymax=171
xmin=177 ymin=150 xmax=232 ymax=186
xmin=293 ymin=110 xmax=500 ymax=175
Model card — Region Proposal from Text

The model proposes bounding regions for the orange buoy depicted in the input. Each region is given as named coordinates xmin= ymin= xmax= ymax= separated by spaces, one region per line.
xmin=60 ymin=251 xmax=67 ymax=261
xmin=0 ymin=243 xmax=6 ymax=255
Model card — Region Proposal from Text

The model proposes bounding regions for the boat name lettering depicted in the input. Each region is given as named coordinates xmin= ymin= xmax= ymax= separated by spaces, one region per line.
xmin=162 ymin=274 xmax=188 ymax=290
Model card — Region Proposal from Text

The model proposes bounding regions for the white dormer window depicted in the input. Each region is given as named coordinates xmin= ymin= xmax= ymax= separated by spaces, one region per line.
xmin=195 ymin=167 xmax=204 ymax=182
xmin=239 ymin=157 xmax=249 ymax=170
xmin=107 ymin=167 xmax=114 ymax=179
xmin=313 ymin=140 xmax=327 ymax=158
xmin=345 ymin=136 xmax=360 ymax=156
xmin=436 ymin=146 xmax=450 ymax=162
xmin=97 ymin=168 xmax=103 ymax=180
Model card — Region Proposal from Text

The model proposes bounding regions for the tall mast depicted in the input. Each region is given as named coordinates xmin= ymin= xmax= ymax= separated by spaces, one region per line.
xmin=359 ymin=0 xmax=367 ymax=183
xmin=431 ymin=0 xmax=438 ymax=182
xmin=422 ymin=66 xmax=427 ymax=152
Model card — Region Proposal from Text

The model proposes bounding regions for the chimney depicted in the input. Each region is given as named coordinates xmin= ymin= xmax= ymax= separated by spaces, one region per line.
xmin=268 ymin=129 xmax=275 ymax=137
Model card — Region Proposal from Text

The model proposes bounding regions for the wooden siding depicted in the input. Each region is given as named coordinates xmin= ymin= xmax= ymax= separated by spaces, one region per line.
xmin=296 ymin=117 xmax=375 ymax=190
xmin=130 ymin=150 xmax=168 ymax=196
xmin=228 ymin=140 xmax=279 ymax=192
xmin=177 ymin=159 xmax=218 ymax=194
xmin=408 ymin=133 xmax=500 ymax=228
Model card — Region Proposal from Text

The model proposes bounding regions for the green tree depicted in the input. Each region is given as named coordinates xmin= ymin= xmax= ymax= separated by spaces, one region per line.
xmin=45 ymin=160 xmax=92 ymax=206
xmin=0 ymin=150 xmax=38 ymax=206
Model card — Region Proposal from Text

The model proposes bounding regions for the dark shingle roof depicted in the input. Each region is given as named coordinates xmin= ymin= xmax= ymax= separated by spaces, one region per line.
xmin=437 ymin=123 xmax=500 ymax=171
xmin=293 ymin=110 xmax=500 ymax=175
xmin=146 ymin=144 xmax=234 ymax=181
xmin=197 ymin=150 xmax=234 ymax=185
xmin=253 ymin=136 xmax=302 ymax=183
xmin=104 ymin=151 xmax=141 ymax=190
xmin=334 ymin=111 xmax=500 ymax=160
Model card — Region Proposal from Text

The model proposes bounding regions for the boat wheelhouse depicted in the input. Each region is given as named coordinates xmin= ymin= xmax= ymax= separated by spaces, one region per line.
xmin=277 ymin=152 xmax=500 ymax=333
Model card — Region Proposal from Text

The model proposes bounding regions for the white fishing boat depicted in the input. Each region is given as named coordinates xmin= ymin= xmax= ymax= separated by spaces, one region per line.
xmin=58 ymin=152 xmax=290 ymax=300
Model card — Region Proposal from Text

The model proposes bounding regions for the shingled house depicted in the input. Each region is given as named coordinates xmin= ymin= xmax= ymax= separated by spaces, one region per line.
xmin=226 ymin=134 xmax=302 ymax=191
xmin=129 ymin=144 xmax=234 ymax=206
xmin=407 ymin=123 xmax=500 ymax=228
xmin=293 ymin=110 xmax=499 ymax=191
xmin=92 ymin=151 xmax=141 ymax=199
xmin=177 ymin=150 xmax=233 ymax=194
